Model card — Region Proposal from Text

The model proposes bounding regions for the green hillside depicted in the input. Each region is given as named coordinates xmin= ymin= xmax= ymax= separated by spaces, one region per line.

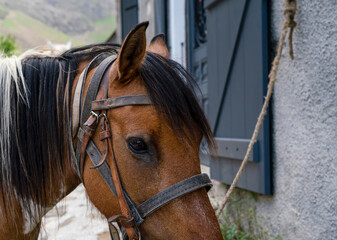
xmin=0 ymin=10 xmax=82 ymax=51
xmin=0 ymin=2 xmax=116 ymax=52
xmin=89 ymin=13 xmax=116 ymax=43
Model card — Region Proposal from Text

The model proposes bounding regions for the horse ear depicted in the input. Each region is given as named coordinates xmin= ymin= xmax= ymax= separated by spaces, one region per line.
xmin=117 ymin=21 xmax=149 ymax=81
xmin=147 ymin=34 xmax=170 ymax=58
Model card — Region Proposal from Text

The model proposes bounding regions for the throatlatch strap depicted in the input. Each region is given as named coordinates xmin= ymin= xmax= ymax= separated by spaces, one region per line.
xmin=137 ymin=173 xmax=212 ymax=218
xmin=72 ymin=70 xmax=86 ymax=137
xmin=80 ymin=55 xmax=116 ymax=125
xmin=74 ymin=56 xmax=116 ymax=174
xmin=71 ymin=53 xmax=106 ymax=138
xmin=71 ymin=54 xmax=115 ymax=176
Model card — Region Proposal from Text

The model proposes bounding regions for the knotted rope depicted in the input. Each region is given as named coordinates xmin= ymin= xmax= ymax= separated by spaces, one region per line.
xmin=284 ymin=0 xmax=297 ymax=59
xmin=216 ymin=0 xmax=297 ymax=218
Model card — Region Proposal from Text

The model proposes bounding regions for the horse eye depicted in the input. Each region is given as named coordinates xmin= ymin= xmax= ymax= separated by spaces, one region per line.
xmin=127 ymin=137 xmax=148 ymax=154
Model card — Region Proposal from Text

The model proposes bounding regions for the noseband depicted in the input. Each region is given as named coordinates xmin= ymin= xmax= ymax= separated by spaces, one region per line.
xmin=71 ymin=55 xmax=213 ymax=240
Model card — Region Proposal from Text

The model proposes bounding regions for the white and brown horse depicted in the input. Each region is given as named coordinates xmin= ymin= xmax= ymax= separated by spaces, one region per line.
xmin=0 ymin=22 xmax=222 ymax=239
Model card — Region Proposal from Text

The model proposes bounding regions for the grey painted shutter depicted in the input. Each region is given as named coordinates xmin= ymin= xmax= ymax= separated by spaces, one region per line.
xmin=191 ymin=0 xmax=271 ymax=194
xmin=121 ymin=0 xmax=139 ymax=39
xmin=187 ymin=1 xmax=210 ymax=165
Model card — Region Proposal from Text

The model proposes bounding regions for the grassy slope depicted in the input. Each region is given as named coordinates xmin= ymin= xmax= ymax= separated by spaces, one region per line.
xmin=0 ymin=5 xmax=117 ymax=51
xmin=89 ymin=13 xmax=116 ymax=43
xmin=16 ymin=12 xmax=83 ymax=44
xmin=3 ymin=11 xmax=82 ymax=42
xmin=0 ymin=10 xmax=83 ymax=51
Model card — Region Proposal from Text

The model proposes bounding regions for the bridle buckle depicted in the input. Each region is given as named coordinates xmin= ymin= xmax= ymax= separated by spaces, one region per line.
xmin=90 ymin=111 xmax=108 ymax=124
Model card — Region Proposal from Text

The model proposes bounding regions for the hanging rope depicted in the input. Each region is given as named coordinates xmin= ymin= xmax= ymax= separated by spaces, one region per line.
xmin=216 ymin=0 xmax=297 ymax=218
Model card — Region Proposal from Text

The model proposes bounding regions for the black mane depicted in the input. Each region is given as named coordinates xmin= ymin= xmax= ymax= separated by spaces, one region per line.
xmin=140 ymin=52 xmax=214 ymax=148
xmin=1 ymin=43 xmax=119 ymax=222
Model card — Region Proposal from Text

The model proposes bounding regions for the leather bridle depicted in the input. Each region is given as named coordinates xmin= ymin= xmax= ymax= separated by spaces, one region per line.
xmin=71 ymin=54 xmax=213 ymax=240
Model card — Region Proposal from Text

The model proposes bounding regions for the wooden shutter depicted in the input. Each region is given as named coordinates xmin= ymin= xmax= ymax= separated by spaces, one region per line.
xmin=191 ymin=0 xmax=271 ymax=194
xmin=121 ymin=0 xmax=139 ymax=39
xmin=187 ymin=1 xmax=210 ymax=166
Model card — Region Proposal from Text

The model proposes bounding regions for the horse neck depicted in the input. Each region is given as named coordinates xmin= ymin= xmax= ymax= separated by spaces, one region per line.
xmin=57 ymin=60 xmax=95 ymax=198
xmin=44 ymin=59 xmax=93 ymax=203
xmin=54 ymin=62 xmax=91 ymax=200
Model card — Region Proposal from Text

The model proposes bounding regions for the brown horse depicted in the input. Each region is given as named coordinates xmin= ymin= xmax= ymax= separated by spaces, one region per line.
xmin=0 ymin=22 xmax=222 ymax=239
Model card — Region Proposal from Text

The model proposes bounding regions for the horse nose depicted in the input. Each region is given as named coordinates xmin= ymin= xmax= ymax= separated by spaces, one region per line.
xmin=137 ymin=188 xmax=223 ymax=239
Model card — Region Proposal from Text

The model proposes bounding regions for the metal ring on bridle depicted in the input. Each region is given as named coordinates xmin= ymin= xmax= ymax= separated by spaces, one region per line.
xmin=98 ymin=112 xmax=108 ymax=122
xmin=90 ymin=111 xmax=99 ymax=124
xmin=90 ymin=111 xmax=109 ymax=124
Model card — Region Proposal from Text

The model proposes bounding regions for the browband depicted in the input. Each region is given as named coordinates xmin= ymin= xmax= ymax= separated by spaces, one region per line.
xmin=92 ymin=95 xmax=152 ymax=111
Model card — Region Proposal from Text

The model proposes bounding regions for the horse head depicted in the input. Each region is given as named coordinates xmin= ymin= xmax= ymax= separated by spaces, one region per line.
xmin=81 ymin=22 xmax=222 ymax=239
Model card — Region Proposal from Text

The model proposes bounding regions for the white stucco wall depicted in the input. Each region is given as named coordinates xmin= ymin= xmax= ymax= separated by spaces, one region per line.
xmin=222 ymin=1 xmax=337 ymax=239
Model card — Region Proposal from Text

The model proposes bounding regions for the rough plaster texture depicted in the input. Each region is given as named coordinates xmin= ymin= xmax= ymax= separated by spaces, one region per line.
xmin=210 ymin=1 xmax=337 ymax=239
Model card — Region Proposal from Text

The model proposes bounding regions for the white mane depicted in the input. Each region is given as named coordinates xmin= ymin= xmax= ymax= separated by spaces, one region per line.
xmin=0 ymin=54 xmax=28 ymax=178
xmin=0 ymin=44 xmax=73 ymax=183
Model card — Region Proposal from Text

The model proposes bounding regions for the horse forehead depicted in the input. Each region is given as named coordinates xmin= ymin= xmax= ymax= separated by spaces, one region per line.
xmin=109 ymin=74 xmax=147 ymax=98
xmin=110 ymin=105 xmax=159 ymax=133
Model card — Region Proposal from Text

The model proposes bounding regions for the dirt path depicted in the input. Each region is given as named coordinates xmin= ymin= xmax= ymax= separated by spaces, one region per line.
xmin=38 ymin=184 xmax=110 ymax=240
